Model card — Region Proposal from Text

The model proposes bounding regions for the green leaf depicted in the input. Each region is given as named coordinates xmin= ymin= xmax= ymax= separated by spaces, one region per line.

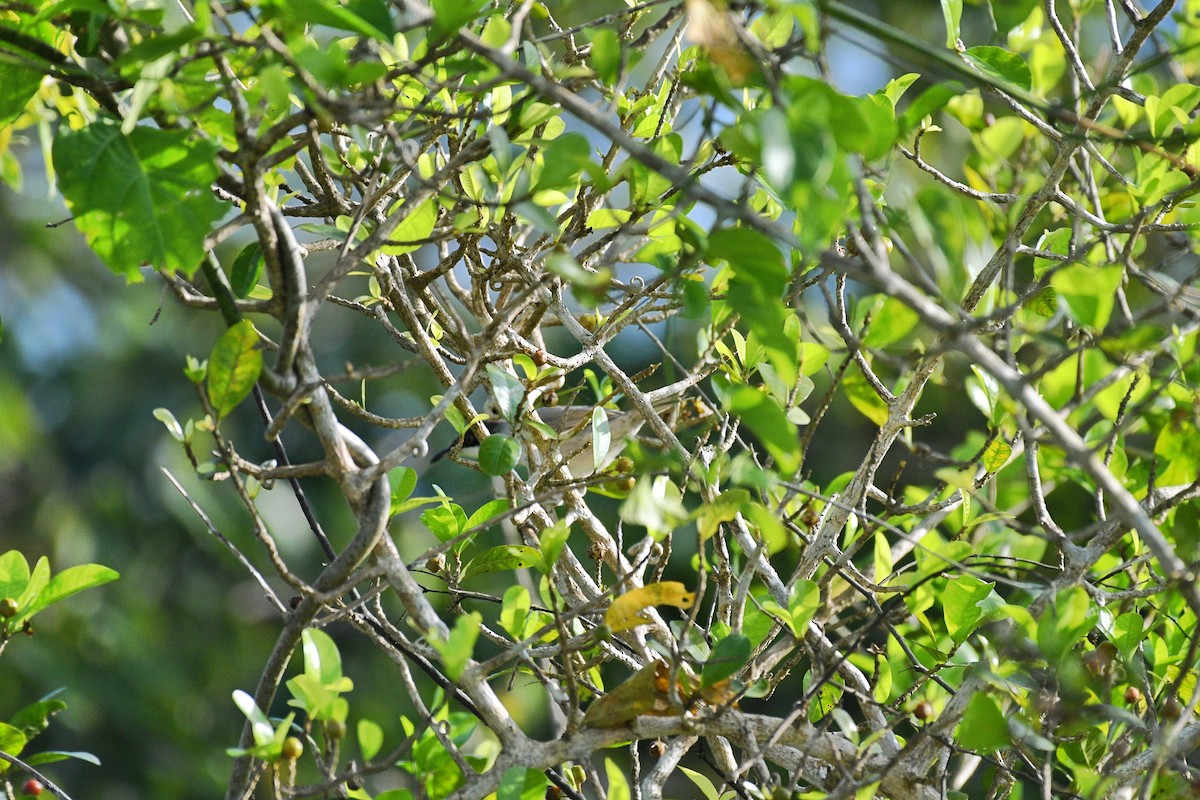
xmin=992 ymin=0 xmax=1039 ymax=33
xmin=1050 ymin=264 xmax=1122 ymax=331
xmin=110 ymin=25 xmax=202 ymax=74
xmin=230 ymin=243 xmax=263 ymax=298
xmin=0 ymin=61 xmax=43 ymax=128
xmin=679 ymin=766 xmax=721 ymax=800
xmin=842 ymin=367 xmax=889 ymax=427
xmin=696 ymin=488 xmax=750 ymax=542
xmin=375 ymin=791 xmax=415 ymax=800
xmin=9 ymin=694 xmax=67 ymax=737
xmin=231 ymin=689 xmax=275 ymax=747
xmin=25 ymin=749 xmax=101 ymax=766
xmin=462 ymin=545 xmax=541 ymax=580
xmin=287 ymin=629 xmax=352 ymax=722
xmin=1111 ymin=612 xmax=1144 ymax=660
xmin=14 ymin=557 xmax=48 ymax=616
xmin=1031 ymin=228 xmax=1071 ymax=279
xmin=831 ymin=92 xmax=897 ymax=161
xmin=942 ymin=576 xmax=994 ymax=645
xmin=874 ymin=531 xmax=893 ymax=583
xmin=702 ymin=633 xmax=751 ymax=687
xmin=955 ymin=693 xmax=1010 ymax=753
xmin=941 ymin=0 xmax=963 ymax=47
xmin=539 ymin=519 xmax=570 ymax=573
xmin=466 ymin=498 xmax=509 ymax=530
xmin=620 ymin=474 xmax=689 ymax=537
xmin=590 ymin=28 xmax=621 ymax=86
xmin=883 ymin=73 xmax=920 ymax=107
xmin=545 ymin=249 xmax=611 ymax=308
xmin=1025 ymin=286 xmax=1057 ymax=317
xmin=485 ymin=363 xmax=525 ymax=422
xmin=25 ymin=563 xmax=118 ymax=618
xmin=899 ymin=82 xmax=962 ymax=134
xmin=382 ymin=197 xmax=437 ymax=255
xmin=763 ymin=578 xmax=820 ymax=637
xmin=1036 ymin=586 xmax=1097 ymax=663
xmin=627 ymin=134 xmax=682 ymax=204
xmin=0 ymin=550 xmax=31 ymax=600
xmin=862 ymin=296 xmax=920 ymax=348
xmin=52 ymin=118 xmax=225 ymax=280
xmin=432 ymin=612 xmax=481 ymax=681
xmin=743 ymin=501 xmax=789 ymax=554
xmin=535 ymin=133 xmax=591 ymax=192
xmin=605 ymin=757 xmax=631 ymax=800
xmin=358 ymin=719 xmax=384 ymax=761
xmin=301 ymin=628 xmax=347 ymax=686
xmin=720 ymin=383 xmax=801 ymax=475
xmin=0 ymin=721 xmax=27 ymax=761
xmin=153 ymin=407 xmax=185 ymax=441
xmin=497 ymin=766 xmax=549 ymax=800
xmin=206 ymin=319 xmax=263 ymax=418
xmin=389 ymin=466 xmax=418 ymax=506
xmin=1154 ymin=416 xmax=1200 ymax=486
xmin=421 ymin=504 xmax=466 ymax=541
xmin=709 ymin=227 xmax=798 ymax=386
xmin=965 ymin=46 xmax=1033 ymax=92
xmin=431 ymin=0 xmax=486 ymax=39
xmin=500 ymin=585 xmax=534 ymax=641
xmin=266 ymin=0 xmax=393 ymax=41
xmin=478 ymin=434 xmax=521 ymax=475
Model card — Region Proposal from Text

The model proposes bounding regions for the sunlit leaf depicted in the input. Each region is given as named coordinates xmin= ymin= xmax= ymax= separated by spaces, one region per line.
xmin=53 ymin=119 xmax=225 ymax=280
xmin=26 ymin=564 xmax=119 ymax=617
xmin=206 ymin=320 xmax=263 ymax=418
xmin=956 ymin=694 xmax=1010 ymax=752
xmin=965 ymin=46 xmax=1033 ymax=92
xmin=357 ymin=719 xmax=384 ymax=761
xmin=606 ymin=582 xmax=696 ymax=633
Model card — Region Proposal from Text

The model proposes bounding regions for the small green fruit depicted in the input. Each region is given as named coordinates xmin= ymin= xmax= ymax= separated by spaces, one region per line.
xmin=281 ymin=736 xmax=304 ymax=760
xmin=325 ymin=719 xmax=346 ymax=740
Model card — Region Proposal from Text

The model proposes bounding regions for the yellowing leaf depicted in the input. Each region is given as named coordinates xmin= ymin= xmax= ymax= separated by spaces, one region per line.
xmin=605 ymin=582 xmax=696 ymax=633
xmin=582 ymin=661 xmax=672 ymax=728
xmin=981 ymin=437 xmax=1012 ymax=473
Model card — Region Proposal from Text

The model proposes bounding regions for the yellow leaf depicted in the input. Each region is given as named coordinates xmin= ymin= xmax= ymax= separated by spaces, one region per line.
xmin=605 ymin=582 xmax=696 ymax=633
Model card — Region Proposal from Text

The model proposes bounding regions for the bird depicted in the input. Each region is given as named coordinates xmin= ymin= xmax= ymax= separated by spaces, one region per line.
xmin=432 ymin=394 xmax=709 ymax=479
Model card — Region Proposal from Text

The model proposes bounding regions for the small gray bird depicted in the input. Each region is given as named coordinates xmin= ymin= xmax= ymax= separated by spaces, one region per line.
xmin=433 ymin=395 xmax=708 ymax=478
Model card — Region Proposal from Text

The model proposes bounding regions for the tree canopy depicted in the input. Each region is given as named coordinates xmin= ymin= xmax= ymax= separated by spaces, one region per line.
xmin=5 ymin=0 xmax=1200 ymax=799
